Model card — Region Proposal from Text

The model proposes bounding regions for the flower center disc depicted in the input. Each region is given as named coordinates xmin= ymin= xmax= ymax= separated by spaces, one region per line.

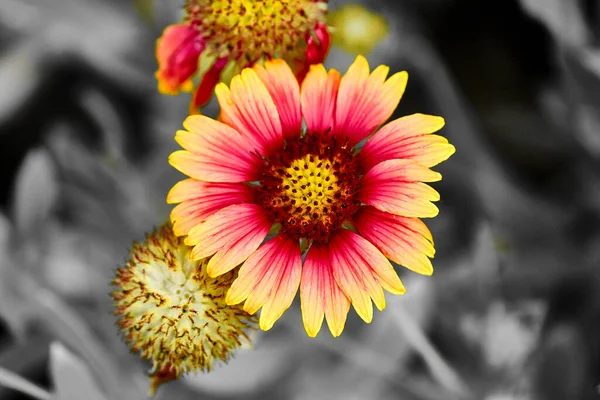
xmin=259 ymin=134 xmax=361 ymax=242
xmin=186 ymin=0 xmax=327 ymax=64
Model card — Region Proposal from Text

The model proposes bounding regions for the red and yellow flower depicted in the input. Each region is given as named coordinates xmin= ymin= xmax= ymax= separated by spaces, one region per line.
xmin=167 ymin=55 xmax=455 ymax=337
xmin=155 ymin=0 xmax=330 ymax=112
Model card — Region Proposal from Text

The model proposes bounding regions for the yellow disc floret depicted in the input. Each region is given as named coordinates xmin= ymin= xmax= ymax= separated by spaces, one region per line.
xmin=259 ymin=134 xmax=361 ymax=242
xmin=111 ymin=224 xmax=256 ymax=382
xmin=186 ymin=0 xmax=327 ymax=65
xmin=281 ymin=155 xmax=338 ymax=227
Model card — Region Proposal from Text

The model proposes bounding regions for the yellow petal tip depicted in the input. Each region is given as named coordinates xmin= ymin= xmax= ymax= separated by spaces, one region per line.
xmin=330 ymin=329 xmax=343 ymax=338
xmin=305 ymin=328 xmax=319 ymax=338
xmin=436 ymin=116 xmax=446 ymax=128
xmin=259 ymin=318 xmax=275 ymax=331
xmin=225 ymin=293 xmax=242 ymax=306
xmin=356 ymin=308 xmax=373 ymax=324
xmin=205 ymin=266 xmax=220 ymax=279
xmin=446 ymin=143 xmax=457 ymax=157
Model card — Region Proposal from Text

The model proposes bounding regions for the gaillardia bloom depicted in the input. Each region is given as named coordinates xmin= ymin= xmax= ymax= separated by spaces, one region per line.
xmin=111 ymin=224 xmax=256 ymax=395
xmin=167 ymin=56 xmax=455 ymax=337
xmin=155 ymin=0 xmax=330 ymax=111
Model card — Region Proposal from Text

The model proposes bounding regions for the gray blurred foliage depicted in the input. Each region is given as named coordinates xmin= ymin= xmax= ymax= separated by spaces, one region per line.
xmin=49 ymin=342 xmax=107 ymax=400
xmin=0 ymin=0 xmax=599 ymax=400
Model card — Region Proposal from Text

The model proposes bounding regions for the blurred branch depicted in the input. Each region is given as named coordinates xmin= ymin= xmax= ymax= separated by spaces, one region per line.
xmin=519 ymin=0 xmax=589 ymax=47
xmin=0 ymin=0 xmax=154 ymax=106
xmin=77 ymin=88 xmax=128 ymax=160
xmin=33 ymin=289 xmax=123 ymax=400
xmin=389 ymin=29 xmax=573 ymax=241
xmin=0 ymin=366 xmax=51 ymax=400
xmin=50 ymin=342 xmax=110 ymax=400
xmin=19 ymin=276 xmax=127 ymax=400
xmin=283 ymin=317 xmax=462 ymax=400
xmin=391 ymin=304 xmax=471 ymax=399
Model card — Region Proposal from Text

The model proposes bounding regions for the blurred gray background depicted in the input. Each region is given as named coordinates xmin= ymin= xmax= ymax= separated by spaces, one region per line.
xmin=0 ymin=0 xmax=599 ymax=399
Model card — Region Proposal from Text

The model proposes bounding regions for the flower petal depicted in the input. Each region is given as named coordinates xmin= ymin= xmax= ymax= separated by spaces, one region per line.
xmin=295 ymin=22 xmax=332 ymax=82
xmin=206 ymin=229 xmax=270 ymax=278
xmin=330 ymin=229 xmax=405 ymax=323
xmin=226 ymin=235 xmax=302 ymax=331
xmin=301 ymin=243 xmax=350 ymax=337
xmin=215 ymin=68 xmax=283 ymax=156
xmin=169 ymin=115 xmax=261 ymax=183
xmin=260 ymin=248 xmax=303 ymax=330
xmin=155 ymin=24 xmax=205 ymax=95
xmin=253 ymin=60 xmax=301 ymax=139
xmin=307 ymin=22 xmax=332 ymax=65
xmin=167 ymin=179 xmax=254 ymax=237
xmin=185 ymin=204 xmax=271 ymax=274
xmin=359 ymin=113 xmax=455 ymax=170
xmin=190 ymin=56 xmax=228 ymax=111
xmin=335 ymin=55 xmax=408 ymax=146
xmin=354 ymin=206 xmax=435 ymax=275
xmin=169 ymin=200 xmax=208 ymax=237
xmin=300 ymin=64 xmax=341 ymax=135
xmin=335 ymin=229 xmax=405 ymax=295
xmin=359 ymin=159 xmax=442 ymax=218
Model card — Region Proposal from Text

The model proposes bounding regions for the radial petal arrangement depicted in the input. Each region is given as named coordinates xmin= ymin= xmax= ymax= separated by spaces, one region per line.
xmin=168 ymin=55 xmax=455 ymax=337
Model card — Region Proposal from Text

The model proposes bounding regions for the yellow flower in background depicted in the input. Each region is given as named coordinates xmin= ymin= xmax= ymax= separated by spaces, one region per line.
xmin=111 ymin=224 xmax=256 ymax=396
xmin=328 ymin=3 xmax=389 ymax=55
xmin=155 ymin=0 xmax=331 ymax=113
xmin=134 ymin=0 xmax=155 ymax=23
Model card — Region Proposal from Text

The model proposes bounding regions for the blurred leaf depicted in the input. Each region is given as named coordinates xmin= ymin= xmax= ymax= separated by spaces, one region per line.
xmin=0 ymin=212 xmax=36 ymax=337
xmin=49 ymin=342 xmax=107 ymax=400
xmin=531 ymin=325 xmax=589 ymax=400
xmin=10 ymin=147 xmax=57 ymax=237
xmin=76 ymin=87 xmax=128 ymax=161
xmin=0 ymin=38 xmax=49 ymax=127
xmin=46 ymin=126 xmax=162 ymax=248
xmin=520 ymin=0 xmax=600 ymax=161
xmin=561 ymin=47 xmax=600 ymax=159
xmin=518 ymin=0 xmax=589 ymax=46
xmin=481 ymin=302 xmax=544 ymax=370
xmin=31 ymin=286 xmax=132 ymax=400
xmin=293 ymin=366 xmax=381 ymax=400
xmin=470 ymin=221 xmax=500 ymax=279
xmin=42 ymin=224 xmax=106 ymax=298
xmin=32 ymin=290 xmax=147 ymax=400
xmin=0 ymin=266 xmax=33 ymax=338
xmin=183 ymin=331 xmax=297 ymax=396
xmin=484 ymin=393 xmax=529 ymax=400
xmin=0 ymin=365 xmax=51 ymax=400
xmin=0 ymin=212 xmax=10 ymax=255
xmin=363 ymin=275 xmax=437 ymax=376
xmin=391 ymin=298 xmax=471 ymax=398
xmin=0 ymin=0 xmax=153 ymax=92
